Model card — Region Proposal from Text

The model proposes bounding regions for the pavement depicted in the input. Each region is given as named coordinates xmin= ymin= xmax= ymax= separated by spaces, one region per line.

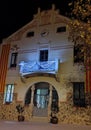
xmin=0 ymin=121 xmax=91 ymax=130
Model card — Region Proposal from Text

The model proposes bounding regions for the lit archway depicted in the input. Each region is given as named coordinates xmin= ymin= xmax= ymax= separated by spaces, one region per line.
xmin=24 ymin=82 xmax=59 ymax=117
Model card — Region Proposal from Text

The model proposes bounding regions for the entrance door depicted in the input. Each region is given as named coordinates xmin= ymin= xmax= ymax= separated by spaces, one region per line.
xmin=33 ymin=82 xmax=49 ymax=117
xmin=35 ymin=89 xmax=48 ymax=109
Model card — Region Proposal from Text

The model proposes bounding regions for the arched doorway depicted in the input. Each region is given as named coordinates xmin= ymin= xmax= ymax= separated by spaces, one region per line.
xmin=33 ymin=82 xmax=49 ymax=117
xmin=24 ymin=82 xmax=59 ymax=117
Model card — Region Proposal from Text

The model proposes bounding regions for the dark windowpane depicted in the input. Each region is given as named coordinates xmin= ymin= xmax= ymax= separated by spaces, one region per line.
xmin=80 ymin=84 xmax=85 ymax=99
xmin=73 ymin=82 xmax=85 ymax=107
xmin=57 ymin=26 xmax=66 ymax=33
xmin=26 ymin=31 xmax=34 ymax=37
xmin=40 ymin=50 xmax=48 ymax=61
xmin=74 ymin=86 xmax=79 ymax=99
xmin=10 ymin=52 xmax=18 ymax=67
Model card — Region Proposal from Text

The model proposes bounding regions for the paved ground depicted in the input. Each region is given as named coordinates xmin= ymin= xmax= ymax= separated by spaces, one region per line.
xmin=0 ymin=121 xmax=91 ymax=130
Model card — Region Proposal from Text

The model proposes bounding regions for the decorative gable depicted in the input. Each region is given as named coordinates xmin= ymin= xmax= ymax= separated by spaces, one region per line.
xmin=4 ymin=4 xmax=70 ymax=43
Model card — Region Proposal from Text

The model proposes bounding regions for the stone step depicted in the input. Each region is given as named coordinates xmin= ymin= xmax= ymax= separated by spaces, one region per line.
xmin=33 ymin=107 xmax=48 ymax=117
xmin=31 ymin=116 xmax=48 ymax=122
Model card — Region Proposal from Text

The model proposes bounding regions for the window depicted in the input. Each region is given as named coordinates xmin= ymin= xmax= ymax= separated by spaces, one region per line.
xmin=73 ymin=82 xmax=85 ymax=107
xmin=39 ymin=50 xmax=48 ymax=62
xmin=4 ymin=84 xmax=14 ymax=104
xmin=26 ymin=31 xmax=34 ymax=37
xmin=10 ymin=52 xmax=18 ymax=67
xmin=57 ymin=26 xmax=66 ymax=33
xmin=74 ymin=44 xmax=84 ymax=63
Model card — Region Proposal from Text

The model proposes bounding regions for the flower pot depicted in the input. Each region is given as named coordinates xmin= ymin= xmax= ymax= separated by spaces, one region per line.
xmin=18 ymin=115 xmax=25 ymax=121
xmin=51 ymin=117 xmax=58 ymax=124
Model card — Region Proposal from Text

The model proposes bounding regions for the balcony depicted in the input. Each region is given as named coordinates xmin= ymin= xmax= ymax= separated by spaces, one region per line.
xmin=19 ymin=59 xmax=59 ymax=79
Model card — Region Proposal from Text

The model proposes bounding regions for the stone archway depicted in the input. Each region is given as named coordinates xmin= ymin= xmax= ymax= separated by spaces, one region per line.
xmin=24 ymin=82 xmax=59 ymax=118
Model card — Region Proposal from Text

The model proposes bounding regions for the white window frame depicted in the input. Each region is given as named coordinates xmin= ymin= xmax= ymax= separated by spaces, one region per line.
xmin=4 ymin=84 xmax=14 ymax=104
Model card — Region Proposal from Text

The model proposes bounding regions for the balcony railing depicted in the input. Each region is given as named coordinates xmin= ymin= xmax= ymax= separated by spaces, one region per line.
xmin=19 ymin=59 xmax=59 ymax=77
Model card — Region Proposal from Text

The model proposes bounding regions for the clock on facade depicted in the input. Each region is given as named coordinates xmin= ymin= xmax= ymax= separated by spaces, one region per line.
xmin=41 ymin=29 xmax=49 ymax=37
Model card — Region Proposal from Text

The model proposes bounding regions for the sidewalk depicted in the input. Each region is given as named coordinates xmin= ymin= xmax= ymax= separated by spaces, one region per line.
xmin=0 ymin=121 xmax=91 ymax=130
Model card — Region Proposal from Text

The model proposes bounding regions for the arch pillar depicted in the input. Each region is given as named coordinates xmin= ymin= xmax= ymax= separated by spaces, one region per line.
xmin=48 ymin=84 xmax=53 ymax=117
xmin=30 ymin=84 xmax=35 ymax=115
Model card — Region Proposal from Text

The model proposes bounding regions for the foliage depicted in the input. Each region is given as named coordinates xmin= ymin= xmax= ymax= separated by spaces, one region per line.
xmin=16 ymin=104 xmax=24 ymax=115
xmin=68 ymin=0 xmax=91 ymax=67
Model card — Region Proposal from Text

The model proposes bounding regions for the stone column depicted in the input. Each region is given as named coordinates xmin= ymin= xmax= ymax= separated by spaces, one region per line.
xmin=48 ymin=84 xmax=52 ymax=119
xmin=49 ymin=84 xmax=52 ymax=105
xmin=30 ymin=85 xmax=35 ymax=116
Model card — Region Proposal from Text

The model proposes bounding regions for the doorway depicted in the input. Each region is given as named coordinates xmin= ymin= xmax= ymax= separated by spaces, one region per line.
xmin=33 ymin=82 xmax=49 ymax=117
xmin=25 ymin=82 xmax=59 ymax=117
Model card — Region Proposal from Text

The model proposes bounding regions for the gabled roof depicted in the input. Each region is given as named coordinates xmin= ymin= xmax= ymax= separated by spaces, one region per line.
xmin=3 ymin=4 xmax=71 ymax=43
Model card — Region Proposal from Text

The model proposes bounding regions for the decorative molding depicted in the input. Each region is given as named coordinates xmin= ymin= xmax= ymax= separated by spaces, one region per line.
xmin=51 ymin=45 xmax=73 ymax=50
xmin=18 ymin=49 xmax=37 ymax=54
xmin=40 ymin=29 xmax=49 ymax=37
xmin=10 ymin=44 xmax=20 ymax=52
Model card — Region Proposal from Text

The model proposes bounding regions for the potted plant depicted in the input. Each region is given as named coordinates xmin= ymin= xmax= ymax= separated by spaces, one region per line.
xmin=50 ymin=102 xmax=59 ymax=124
xmin=16 ymin=104 xmax=25 ymax=121
xmin=50 ymin=111 xmax=58 ymax=124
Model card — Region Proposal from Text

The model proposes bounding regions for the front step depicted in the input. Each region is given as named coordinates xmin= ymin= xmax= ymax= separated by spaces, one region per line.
xmin=31 ymin=116 xmax=48 ymax=122
xmin=33 ymin=107 xmax=48 ymax=117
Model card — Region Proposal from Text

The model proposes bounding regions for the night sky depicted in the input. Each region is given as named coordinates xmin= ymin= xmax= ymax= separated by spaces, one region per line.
xmin=0 ymin=0 xmax=72 ymax=43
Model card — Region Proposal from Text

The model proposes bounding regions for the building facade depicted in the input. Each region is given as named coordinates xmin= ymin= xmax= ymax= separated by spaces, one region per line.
xmin=0 ymin=5 xmax=91 ymax=124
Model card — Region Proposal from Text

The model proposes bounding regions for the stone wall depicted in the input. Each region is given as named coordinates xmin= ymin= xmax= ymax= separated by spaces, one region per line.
xmin=58 ymin=92 xmax=91 ymax=125
xmin=58 ymin=102 xmax=91 ymax=125
xmin=0 ymin=93 xmax=17 ymax=120
xmin=0 ymin=93 xmax=91 ymax=125
xmin=0 ymin=93 xmax=33 ymax=121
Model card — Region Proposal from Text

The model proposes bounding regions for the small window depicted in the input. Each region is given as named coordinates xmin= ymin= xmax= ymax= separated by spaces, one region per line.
xmin=73 ymin=82 xmax=85 ymax=107
xmin=39 ymin=50 xmax=48 ymax=62
xmin=57 ymin=26 xmax=66 ymax=33
xmin=4 ymin=84 xmax=14 ymax=104
xmin=10 ymin=52 xmax=18 ymax=67
xmin=74 ymin=44 xmax=84 ymax=63
xmin=26 ymin=31 xmax=34 ymax=37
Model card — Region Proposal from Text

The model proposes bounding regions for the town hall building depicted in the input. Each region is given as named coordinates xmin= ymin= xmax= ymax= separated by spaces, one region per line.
xmin=0 ymin=4 xmax=91 ymax=125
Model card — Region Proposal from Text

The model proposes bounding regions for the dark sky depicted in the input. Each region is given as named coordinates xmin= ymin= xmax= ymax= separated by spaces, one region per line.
xmin=0 ymin=0 xmax=72 ymax=43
